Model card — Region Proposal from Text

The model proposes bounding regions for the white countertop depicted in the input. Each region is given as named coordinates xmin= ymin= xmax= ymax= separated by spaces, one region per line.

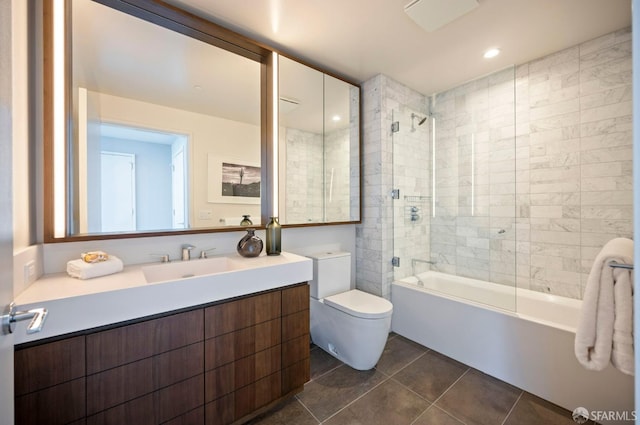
xmin=13 ymin=251 xmax=313 ymax=345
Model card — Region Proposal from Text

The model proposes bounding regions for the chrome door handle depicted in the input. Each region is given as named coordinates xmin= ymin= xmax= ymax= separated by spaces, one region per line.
xmin=2 ymin=302 xmax=48 ymax=335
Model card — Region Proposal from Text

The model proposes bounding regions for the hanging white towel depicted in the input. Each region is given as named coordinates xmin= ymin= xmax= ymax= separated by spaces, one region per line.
xmin=67 ymin=256 xmax=124 ymax=280
xmin=574 ymin=237 xmax=634 ymax=376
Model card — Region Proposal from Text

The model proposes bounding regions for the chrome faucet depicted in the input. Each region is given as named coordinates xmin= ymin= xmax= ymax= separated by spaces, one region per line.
xmin=199 ymin=247 xmax=216 ymax=259
xmin=181 ymin=244 xmax=195 ymax=261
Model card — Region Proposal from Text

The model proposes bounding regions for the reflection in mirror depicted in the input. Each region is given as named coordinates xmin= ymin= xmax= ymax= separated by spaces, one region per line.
xmin=277 ymin=56 xmax=360 ymax=225
xmin=69 ymin=0 xmax=262 ymax=236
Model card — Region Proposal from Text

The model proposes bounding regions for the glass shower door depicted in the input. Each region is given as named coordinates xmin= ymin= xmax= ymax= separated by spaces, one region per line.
xmin=429 ymin=67 xmax=517 ymax=311
xmin=391 ymin=105 xmax=432 ymax=283
xmin=392 ymin=66 xmax=517 ymax=312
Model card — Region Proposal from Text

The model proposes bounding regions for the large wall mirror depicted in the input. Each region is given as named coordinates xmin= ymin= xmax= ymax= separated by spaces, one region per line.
xmin=71 ymin=0 xmax=263 ymax=235
xmin=43 ymin=0 xmax=360 ymax=242
xmin=278 ymin=56 xmax=361 ymax=225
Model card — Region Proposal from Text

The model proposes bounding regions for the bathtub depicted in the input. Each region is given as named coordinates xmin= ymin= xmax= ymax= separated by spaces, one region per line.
xmin=391 ymin=271 xmax=634 ymax=425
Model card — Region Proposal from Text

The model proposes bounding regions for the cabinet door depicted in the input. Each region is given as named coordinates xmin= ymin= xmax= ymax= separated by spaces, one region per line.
xmin=14 ymin=336 xmax=86 ymax=425
xmin=281 ymin=284 xmax=310 ymax=395
xmin=204 ymin=290 xmax=283 ymax=424
xmin=86 ymin=309 xmax=205 ymax=423
xmin=86 ymin=309 xmax=203 ymax=374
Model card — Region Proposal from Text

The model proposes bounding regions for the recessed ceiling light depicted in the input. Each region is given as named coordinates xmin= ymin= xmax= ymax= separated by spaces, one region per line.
xmin=483 ymin=48 xmax=500 ymax=59
xmin=193 ymin=85 xmax=202 ymax=90
xmin=332 ymin=115 xmax=341 ymax=122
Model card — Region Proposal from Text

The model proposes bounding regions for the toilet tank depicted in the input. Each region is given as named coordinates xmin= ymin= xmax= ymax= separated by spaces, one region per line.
xmin=307 ymin=251 xmax=351 ymax=299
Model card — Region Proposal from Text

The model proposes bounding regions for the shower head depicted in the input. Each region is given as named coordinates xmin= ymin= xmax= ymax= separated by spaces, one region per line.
xmin=410 ymin=113 xmax=427 ymax=131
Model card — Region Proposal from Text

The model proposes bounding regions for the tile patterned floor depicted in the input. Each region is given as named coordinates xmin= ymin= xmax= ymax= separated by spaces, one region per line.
xmin=248 ymin=334 xmax=597 ymax=425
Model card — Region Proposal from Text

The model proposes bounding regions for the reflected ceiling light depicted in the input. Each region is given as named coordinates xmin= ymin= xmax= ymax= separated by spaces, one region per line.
xmin=332 ymin=115 xmax=341 ymax=122
xmin=483 ymin=48 xmax=500 ymax=59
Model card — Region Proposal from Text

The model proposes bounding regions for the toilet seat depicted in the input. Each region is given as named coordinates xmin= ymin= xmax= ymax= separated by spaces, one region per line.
xmin=324 ymin=289 xmax=393 ymax=319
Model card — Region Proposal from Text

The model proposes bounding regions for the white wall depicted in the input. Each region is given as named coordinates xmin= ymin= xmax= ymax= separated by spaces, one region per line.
xmin=11 ymin=0 xmax=29 ymax=251
xmin=42 ymin=224 xmax=357 ymax=287
xmin=11 ymin=0 xmax=42 ymax=298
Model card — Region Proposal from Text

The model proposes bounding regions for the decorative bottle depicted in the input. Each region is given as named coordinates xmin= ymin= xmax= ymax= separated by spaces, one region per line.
xmin=240 ymin=215 xmax=253 ymax=226
xmin=237 ymin=228 xmax=263 ymax=257
xmin=265 ymin=217 xmax=281 ymax=256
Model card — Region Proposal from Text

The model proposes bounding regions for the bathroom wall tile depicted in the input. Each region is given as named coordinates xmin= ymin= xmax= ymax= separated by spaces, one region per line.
xmin=358 ymin=28 xmax=631 ymax=300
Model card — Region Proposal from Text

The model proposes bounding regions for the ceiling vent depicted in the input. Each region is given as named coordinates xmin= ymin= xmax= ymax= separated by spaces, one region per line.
xmin=279 ymin=96 xmax=300 ymax=115
xmin=404 ymin=0 xmax=479 ymax=32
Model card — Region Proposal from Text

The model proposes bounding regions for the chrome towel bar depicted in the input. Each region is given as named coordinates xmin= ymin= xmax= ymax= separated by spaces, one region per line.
xmin=610 ymin=262 xmax=634 ymax=270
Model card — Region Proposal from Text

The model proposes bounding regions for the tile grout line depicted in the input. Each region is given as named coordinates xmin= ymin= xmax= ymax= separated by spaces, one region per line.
xmin=417 ymin=367 xmax=472 ymax=424
xmin=293 ymin=395 xmax=323 ymax=425
xmin=499 ymin=390 xmax=524 ymax=425
xmin=314 ymin=369 xmax=394 ymax=424
xmin=410 ymin=404 xmax=469 ymax=425
xmin=309 ymin=361 xmax=346 ymax=383
xmin=385 ymin=349 xmax=430 ymax=378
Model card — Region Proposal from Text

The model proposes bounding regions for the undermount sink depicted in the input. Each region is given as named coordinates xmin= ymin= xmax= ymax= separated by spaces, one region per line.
xmin=142 ymin=256 xmax=243 ymax=283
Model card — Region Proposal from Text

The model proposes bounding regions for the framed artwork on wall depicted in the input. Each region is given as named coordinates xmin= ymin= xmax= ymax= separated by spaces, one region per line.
xmin=207 ymin=154 xmax=261 ymax=204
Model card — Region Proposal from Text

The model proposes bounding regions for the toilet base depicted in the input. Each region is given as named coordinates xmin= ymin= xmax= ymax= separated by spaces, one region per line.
xmin=310 ymin=297 xmax=391 ymax=370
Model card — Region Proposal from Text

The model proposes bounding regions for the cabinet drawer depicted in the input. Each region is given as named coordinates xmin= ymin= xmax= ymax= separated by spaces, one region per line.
xmin=282 ymin=333 xmax=309 ymax=368
xmin=205 ymin=291 xmax=281 ymax=338
xmin=205 ymin=345 xmax=281 ymax=402
xmin=15 ymin=335 xmax=85 ymax=395
xmin=282 ymin=357 xmax=310 ymax=396
xmin=204 ymin=318 xmax=280 ymax=370
xmin=282 ymin=284 xmax=309 ymax=315
xmin=282 ymin=309 xmax=310 ymax=342
xmin=234 ymin=372 xmax=281 ymax=420
xmin=163 ymin=406 xmax=204 ymax=425
xmin=86 ymin=309 xmax=203 ymax=374
xmin=87 ymin=342 xmax=204 ymax=415
xmin=86 ymin=375 xmax=204 ymax=425
xmin=15 ymin=377 xmax=86 ymax=425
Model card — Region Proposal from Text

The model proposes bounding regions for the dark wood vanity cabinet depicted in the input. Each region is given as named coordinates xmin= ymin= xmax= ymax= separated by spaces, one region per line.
xmin=14 ymin=283 xmax=310 ymax=425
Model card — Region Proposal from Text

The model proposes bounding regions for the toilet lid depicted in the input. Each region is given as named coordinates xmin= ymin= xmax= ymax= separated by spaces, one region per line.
xmin=324 ymin=289 xmax=393 ymax=319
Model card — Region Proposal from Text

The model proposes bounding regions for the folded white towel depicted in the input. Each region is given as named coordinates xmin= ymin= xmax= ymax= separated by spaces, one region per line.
xmin=67 ymin=256 xmax=124 ymax=280
xmin=574 ymin=237 xmax=634 ymax=376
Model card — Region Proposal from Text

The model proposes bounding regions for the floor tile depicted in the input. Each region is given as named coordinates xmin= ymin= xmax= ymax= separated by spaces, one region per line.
xmin=503 ymin=392 xmax=596 ymax=425
xmin=297 ymin=364 xmax=387 ymax=422
xmin=323 ymin=379 xmax=430 ymax=425
xmin=413 ymin=406 xmax=466 ymax=425
xmin=310 ymin=345 xmax=343 ymax=380
xmin=374 ymin=335 xmax=428 ymax=376
xmin=435 ymin=369 xmax=521 ymax=425
xmin=393 ymin=350 xmax=468 ymax=402
xmin=245 ymin=397 xmax=319 ymax=425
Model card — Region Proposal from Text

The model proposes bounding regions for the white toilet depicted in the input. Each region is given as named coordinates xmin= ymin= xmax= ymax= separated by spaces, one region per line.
xmin=307 ymin=251 xmax=393 ymax=370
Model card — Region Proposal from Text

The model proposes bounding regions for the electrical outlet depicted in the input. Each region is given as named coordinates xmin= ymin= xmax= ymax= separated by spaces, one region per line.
xmin=199 ymin=210 xmax=212 ymax=220
xmin=24 ymin=260 xmax=37 ymax=285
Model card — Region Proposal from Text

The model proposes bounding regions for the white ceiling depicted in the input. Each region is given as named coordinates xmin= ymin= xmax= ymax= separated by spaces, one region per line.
xmin=165 ymin=0 xmax=632 ymax=96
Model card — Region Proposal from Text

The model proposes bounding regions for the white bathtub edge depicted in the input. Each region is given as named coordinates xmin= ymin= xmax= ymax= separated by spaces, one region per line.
xmin=391 ymin=281 xmax=634 ymax=425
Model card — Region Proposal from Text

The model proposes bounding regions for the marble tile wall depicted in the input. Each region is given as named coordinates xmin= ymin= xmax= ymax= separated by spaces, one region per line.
xmin=392 ymin=106 xmax=431 ymax=281
xmin=324 ymin=127 xmax=351 ymax=222
xmin=358 ymin=27 xmax=632 ymax=300
xmin=431 ymin=67 xmax=517 ymax=286
xmin=357 ymin=75 xmax=428 ymax=299
xmin=518 ymin=27 xmax=632 ymax=298
xmin=284 ymin=127 xmax=352 ymax=223
xmin=284 ymin=128 xmax=323 ymax=223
